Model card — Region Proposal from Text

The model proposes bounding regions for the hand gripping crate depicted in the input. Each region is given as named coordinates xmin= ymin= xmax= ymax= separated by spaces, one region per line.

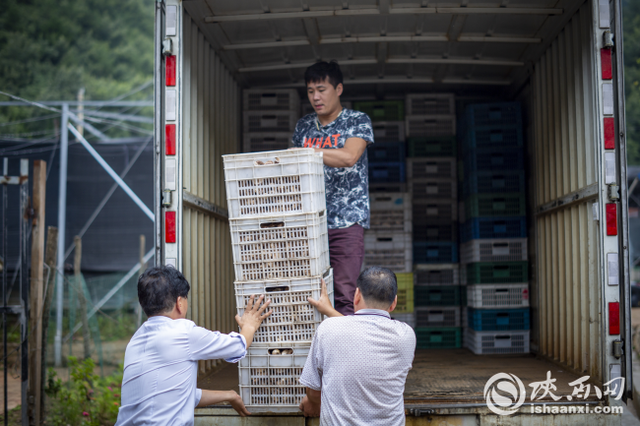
xmin=464 ymin=193 xmax=526 ymax=218
xmin=464 ymin=262 xmax=529 ymax=285
xmin=372 ymin=121 xmax=406 ymax=142
xmin=391 ymin=312 xmax=416 ymax=328
xmin=412 ymin=200 xmax=458 ymax=224
xmin=369 ymin=182 xmax=407 ymax=193
xmin=238 ymin=346 xmax=309 ymax=412
xmin=235 ymin=269 xmax=334 ymax=345
xmin=414 ymin=264 xmax=459 ymax=286
xmin=230 ymin=211 xmax=330 ymax=281
xmin=467 ymin=307 xmax=530 ymax=331
xmin=369 ymin=193 xmax=412 ymax=233
xmin=465 ymin=102 xmax=523 ymax=129
xmin=406 ymin=115 xmax=456 ymax=137
xmin=244 ymin=89 xmax=300 ymax=112
xmin=407 ymin=136 xmax=457 ymax=157
xmin=406 ymin=94 xmax=455 ymax=116
xmin=410 ymin=178 xmax=457 ymax=201
xmin=413 ymin=242 xmax=458 ymax=264
xmin=243 ymin=110 xmax=298 ymax=133
xmin=363 ymin=232 xmax=412 ymax=273
xmin=460 ymin=217 xmax=527 ymax=242
xmin=369 ymin=162 xmax=405 ymax=183
xmin=395 ymin=272 xmax=414 ymax=314
xmin=463 ymin=147 xmax=524 ymax=173
xmin=301 ymin=101 xmax=352 ymax=116
xmin=368 ymin=142 xmax=406 ymax=162
xmin=407 ymin=157 xmax=456 ymax=180
xmin=467 ymin=284 xmax=529 ymax=309
xmin=460 ymin=238 xmax=528 ymax=264
xmin=223 ymin=149 xmax=326 ymax=219
xmin=416 ymin=327 xmax=461 ymax=349
xmin=464 ymin=328 xmax=530 ymax=355
xmin=462 ymin=170 xmax=525 ymax=196
xmin=415 ymin=285 xmax=462 ymax=307
xmin=243 ymin=133 xmax=293 ymax=153
xmin=353 ymin=100 xmax=404 ymax=121
xmin=416 ymin=307 xmax=461 ymax=327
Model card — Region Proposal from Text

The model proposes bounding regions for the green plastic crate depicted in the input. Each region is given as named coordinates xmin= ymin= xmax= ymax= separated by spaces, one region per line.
xmin=415 ymin=327 xmax=462 ymax=349
xmin=465 ymin=262 xmax=529 ymax=284
xmin=395 ymin=272 xmax=414 ymax=313
xmin=353 ymin=101 xmax=404 ymax=122
xmin=415 ymin=285 xmax=462 ymax=307
xmin=407 ymin=137 xmax=457 ymax=157
xmin=464 ymin=193 xmax=526 ymax=218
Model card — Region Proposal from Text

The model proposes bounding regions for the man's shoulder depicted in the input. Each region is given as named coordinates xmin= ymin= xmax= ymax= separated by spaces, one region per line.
xmin=342 ymin=108 xmax=371 ymax=124
xmin=296 ymin=113 xmax=316 ymax=127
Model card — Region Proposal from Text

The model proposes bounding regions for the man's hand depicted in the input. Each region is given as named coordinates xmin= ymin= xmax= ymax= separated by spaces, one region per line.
xmin=299 ymin=395 xmax=321 ymax=417
xmin=308 ymin=279 xmax=343 ymax=318
xmin=196 ymin=390 xmax=250 ymax=416
xmin=235 ymin=294 xmax=272 ymax=348
xmin=229 ymin=392 xmax=251 ymax=417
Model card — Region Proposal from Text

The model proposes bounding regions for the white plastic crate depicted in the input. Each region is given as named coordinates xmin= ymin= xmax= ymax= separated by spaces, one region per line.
xmin=370 ymin=182 xmax=407 ymax=193
xmin=369 ymin=192 xmax=412 ymax=233
xmin=363 ymin=231 xmax=412 ymax=273
xmin=238 ymin=346 xmax=309 ymax=412
xmin=460 ymin=238 xmax=528 ymax=264
xmin=410 ymin=178 xmax=457 ymax=201
xmin=230 ymin=211 xmax=330 ymax=281
xmin=464 ymin=328 xmax=530 ymax=355
xmin=416 ymin=307 xmax=461 ymax=327
xmin=406 ymin=94 xmax=455 ymax=116
xmin=235 ymin=269 xmax=334 ymax=345
xmin=391 ymin=312 xmax=415 ymax=328
xmin=301 ymin=101 xmax=352 ymax=116
xmin=243 ymin=132 xmax=293 ymax=153
xmin=414 ymin=264 xmax=460 ymax=286
xmin=244 ymin=89 xmax=300 ymax=112
xmin=467 ymin=284 xmax=529 ymax=309
xmin=243 ymin=110 xmax=298 ymax=133
xmin=223 ymin=149 xmax=326 ymax=219
xmin=407 ymin=157 xmax=457 ymax=180
xmin=405 ymin=115 xmax=456 ymax=137
xmin=412 ymin=199 xmax=458 ymax=224
xmin=371 ymin=121 xmax=406 ymax=142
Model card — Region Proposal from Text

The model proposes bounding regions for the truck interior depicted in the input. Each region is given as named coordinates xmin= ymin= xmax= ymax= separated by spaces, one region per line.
xmin=172 ymin=0 xmax=627 ymax=412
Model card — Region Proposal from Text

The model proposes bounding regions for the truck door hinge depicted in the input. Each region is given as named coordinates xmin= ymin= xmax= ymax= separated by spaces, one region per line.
xmin=608 ymin=184 xmax=620 ymax=201
xmin=603 ymin=31 xmax=614 ymax=48
xmin=612 ymin=340 xmax=623 ymax=358
xmin=162 ymin=189 xmax=173 ymax=207
xmin=162 ymin=38 xmax=173 ymax=56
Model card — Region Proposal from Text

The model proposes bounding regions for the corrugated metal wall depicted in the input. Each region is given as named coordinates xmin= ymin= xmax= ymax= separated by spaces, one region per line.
xmin=529 ymin=3 xmax=603 ymax=381
xmin=182 ymin=13 xmax=240 ymax=374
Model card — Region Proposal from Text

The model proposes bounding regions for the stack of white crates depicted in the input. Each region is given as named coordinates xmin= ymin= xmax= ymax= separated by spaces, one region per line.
xmin=223 ymin=149 xmax=333 ymax=412
xmin=243 ymin=90 xmax=300 ymax=152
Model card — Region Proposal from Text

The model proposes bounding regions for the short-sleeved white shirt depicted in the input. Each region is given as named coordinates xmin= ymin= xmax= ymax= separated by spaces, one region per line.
xmin=299 ymin=309 xmax=416 ymax=426
xmin=116 ymin=316 xmax=246 ymax=426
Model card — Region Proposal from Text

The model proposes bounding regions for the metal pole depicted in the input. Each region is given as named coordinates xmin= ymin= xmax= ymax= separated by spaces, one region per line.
xmin=3 ymin=158 xmax=8 ymax=426
xmin=19 ymin=159 xmax=29 ymax=426
xmin=54 ymin=104 xmax=69 ymax=367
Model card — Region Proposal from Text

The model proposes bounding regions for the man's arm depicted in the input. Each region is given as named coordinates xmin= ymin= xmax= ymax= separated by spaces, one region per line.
xmin=196 ymin=390 xmax=250 ymax=416
xmin=299 ymin=388 xmax=321 ymax=417
xmin=314 ymin=137 xmax=367 ymax=168
xmin=308 ymin=279 xmax=343 ymax=318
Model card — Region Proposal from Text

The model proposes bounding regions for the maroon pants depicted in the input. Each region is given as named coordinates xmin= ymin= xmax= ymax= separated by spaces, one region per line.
xmin=328 ymin=224 xmax=364 ymax=316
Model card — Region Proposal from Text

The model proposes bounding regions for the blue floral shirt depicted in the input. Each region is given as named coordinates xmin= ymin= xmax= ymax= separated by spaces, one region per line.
xmin=292 ymin=109 xmax=375 ymax=229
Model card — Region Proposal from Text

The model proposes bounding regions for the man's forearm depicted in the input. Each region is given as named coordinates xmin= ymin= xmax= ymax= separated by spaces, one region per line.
xmin=196 ymin=390 xmax=237 ymax=408
xmin=307 ymin=388 xmax=322 ymax=405
xmin=316 ymin=147 xmax=358 ymax=168
xmin=239 ymin=326 xmax=257 ymax=349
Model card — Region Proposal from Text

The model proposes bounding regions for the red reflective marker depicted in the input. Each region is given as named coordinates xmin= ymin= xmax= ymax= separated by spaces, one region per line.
xmin=604 ymin=117 xmax=615 ymax=150
xmin=601 ymin=49 xmax=612 ymax=80
xmin=166 ymin=211 xmax=176 ymax=243
xmin=165 ymin=124 xmax=176 ymax=155
xmin=609 ymin=302 xmax=620 ymax=335
xmin=166 ymin=55 xmax=176 ymax=86
xmin=606 ymin=203 xmax=618 ymax=236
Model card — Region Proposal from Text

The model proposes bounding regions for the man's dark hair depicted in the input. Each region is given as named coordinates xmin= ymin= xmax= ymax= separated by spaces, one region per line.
xmin=356 ymin=267 xmax=398 ymax=307
xmin=138 ymin=266 xmax=190 ymax=316
xmin=305 ymin=61 xmax=343 ymax=89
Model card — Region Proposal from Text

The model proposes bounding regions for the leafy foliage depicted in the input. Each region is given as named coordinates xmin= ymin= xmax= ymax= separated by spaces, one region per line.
xmin=624 ymin=0 xmax=640 ymax=164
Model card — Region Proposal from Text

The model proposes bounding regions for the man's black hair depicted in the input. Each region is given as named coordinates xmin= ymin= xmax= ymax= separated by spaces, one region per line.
xmin=304 ymin=61 xmax=343 ymax=89
xmin=356 ymin=266 xmax=398 ymax=307
xmin=138 ymin=266 xmax=190 ymax=316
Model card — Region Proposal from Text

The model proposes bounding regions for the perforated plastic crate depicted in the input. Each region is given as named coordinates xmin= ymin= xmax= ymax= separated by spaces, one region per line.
xmin=301 ymin=101 xmax=352 ymax=116
xmin=353 ymin=100 xmax=404 ymax=121
xmin=464 ymin=262 xmax=528 ymax=285
xmin=371 ymin=121 xmax=406 ymax=142
xmin=464 ymin=193 xmax=526 ymax=218
xmin=407 ymin=157 xmax=456 ymax=180
xmin=244 ymin=89 xmax=300 ymax=112
xmin=413 ymin=242 xmax=458 ymax=264
xmin=410 ymin=178 xmax=457 ymax=201
xmin=235 ymin=269 xmax=334 ymax=345
xmin=413 ymin=222 xmax=457 ymax=242
xmin=367 ymin=142 xmax=406 ymax=162
xmin=243 ymin=111 xmax=298 ymax=133
xmin=243 ymin=133 xmax=293 ymax=153
xmin=391 ymin=312 xmax=415 ymax=328
xmin=239 ymin=346 xmax=309 ymax=412
xmin=369 ymin=162 xmax=405 ymax=183
xmin=412 ymin=200 xmax=458 ymax=224
xmin=416 ymin=327 xmax=461 ymax=349
xmin=363 ymin=232 xmax=412 ymax=273
xmin=223 ymin=149 xmax=326 ymax=219
xmin=416 ymin=307 xmax=461 ymax=327
xmin=463 ymin=170 xmax=525 ymax=196
xmin=230 ymin=212 xmax=329 ymax=281
xmin=369 ymin=193 xmax=412 ymax=233
xmin=465 ymin=102 xmax=522 ymax=129
xmin=460 ymin=217 xmax=527 ymax=242
xmin=467 ymin=284 xmax=529 ymax=309
xmin=415 ymin=285 xmax=462 ymax=307
xmin=395 ymin=272 xmax=414 ymax=313
xmin=407 ymin=136 xmax=457 ymax=157
xmin=464 ymin=126 xmax=523 ymax=149
xmin=467 ymin=307 xmax=530 ymax=331
xmin=460 ymin=239 xmax=528 ymax=264
xmin=464 ymin=328 xmax=530 ymax=355
xmin=406 ymin=94 xmax=455 ymax=116
xmin=414 ymin=264 xmax=459 ymax=286
xmin=406 ymin=115 xmax=456 ymax=137
xmin=369 ymin=183 xmax=407 ymax=193
xmin=463 ymin=147 xmax=525 ymax=173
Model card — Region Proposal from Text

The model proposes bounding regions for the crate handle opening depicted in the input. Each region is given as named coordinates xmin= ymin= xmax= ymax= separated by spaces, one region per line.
xmin=260 ymin=221 xmax=285 ymax=228
xmin=490 ymin=129 xmax=504 ymax=135
xmin=323 ymin=269 xmax=331 ymax=278
xmin=375 ymin=196 xmax=392 ymax=202
xmin=493 ymin=265 xmax=510 ymax=270
xmin=261 ymin=93 xmax=277 ymax=98
xmin=495 ymin=335 xmax=511 ymax=340
xmin=254 ymin=157 xmax=281 ymax=166
xmin=265 ymin=285 xmax=290 ymax=292
xmin=493 ymin=243 xmax=509 ymax=248
xmin=497 ymin=313 xmax=510 ymax=317
xmin=430 ymin=310 xmax=443 ymax=314
xmin=268 ymin=348 xmax=294 ymax=355
xmin=264 ymin=138 xmax=276 ymax=142
xmin=495 ymin=289 xmax=509 ymax=294
xmin=377 ymin=237 xmax=393 ymax=242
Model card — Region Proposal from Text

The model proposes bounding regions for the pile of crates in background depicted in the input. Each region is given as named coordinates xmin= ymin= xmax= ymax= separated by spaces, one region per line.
xmin=223 ymin=149 xmax=333 ymax=412
xmin=459 ymin=102 xmax=530 ymax=355
xmin=243 ymin=89 xmax=299 ymax=152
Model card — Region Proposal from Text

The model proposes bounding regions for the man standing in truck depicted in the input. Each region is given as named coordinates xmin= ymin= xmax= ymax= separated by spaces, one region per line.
xmin=292 ymin=61 xmax=374 ymax=316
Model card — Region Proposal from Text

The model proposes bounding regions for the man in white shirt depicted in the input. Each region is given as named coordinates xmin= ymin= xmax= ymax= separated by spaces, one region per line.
xmin=116 ymin=266 xmax=272 ymax=425
xmin=298 ymin=266 xmax=416 ymax=425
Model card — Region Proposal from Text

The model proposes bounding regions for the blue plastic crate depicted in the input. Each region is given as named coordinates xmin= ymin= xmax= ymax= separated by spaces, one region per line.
xmin=413 ymin=242 xmax=459 ymax=264
xmin=464 ymin=126 xmax=524 ymax=149
xmin=460 ymin=217 xmax=527 ymax=242
xmin=368 ymin=142 xmax=406 ymax=162
xmin=467 ymin=307 xmax=530 ymax=331
xmin=463 ymin=170 xmax=525 ymax=196
xmin=369 ymin=162 xmax=405 ymax=183
xmin=466 ymin=102 xmax=523 ymax=129
xmin=464 ymin=147 xmax=525 ymax=173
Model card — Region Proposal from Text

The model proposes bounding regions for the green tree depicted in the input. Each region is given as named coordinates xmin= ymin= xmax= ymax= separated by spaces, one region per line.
xmin=624 ymin=0 xmax=640 ymax=164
